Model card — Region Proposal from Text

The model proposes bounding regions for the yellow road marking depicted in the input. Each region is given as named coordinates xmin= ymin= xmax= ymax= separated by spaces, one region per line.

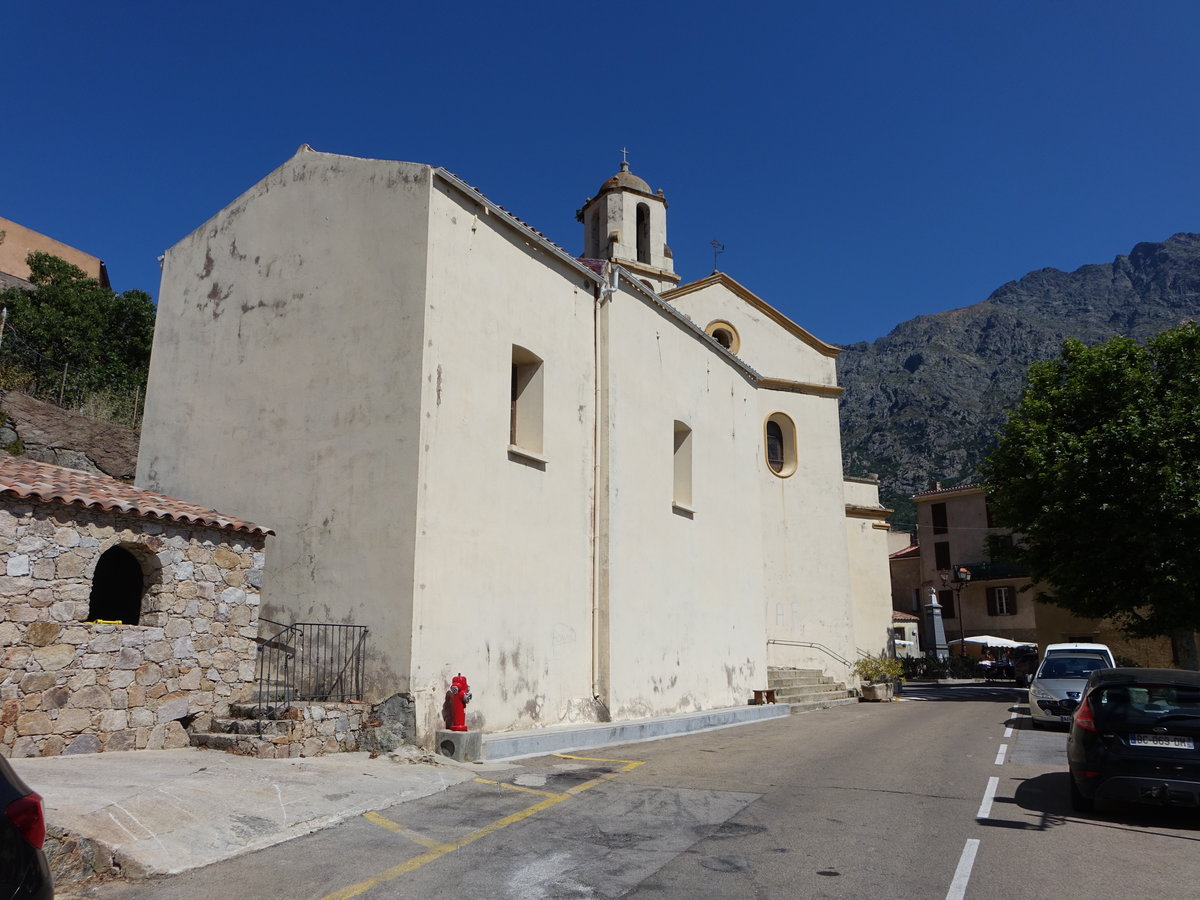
xmin=324 ymin=753 xmax=647 ymax=900
xmin=324 ymin=791 xmax=570 ymax=900
xmin=553 ymin=753 xmax=645 ymax=793
xmin=361 ymin=811 xmax=450 ymax=851
xmin=472 ymin=776 xmax=561 ymax=798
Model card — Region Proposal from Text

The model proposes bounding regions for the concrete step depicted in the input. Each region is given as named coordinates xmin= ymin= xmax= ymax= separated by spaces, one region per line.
xmin=189 ymin=732 xmax=279 ymax=756
xmin=768 ymin=674 xmax=836 ymax=689
xmin=773 ymin=687 xmax=854 ymax=704
xmin=229 ymin=701 xmax=296 ymax=720
xmin=207 ymin=717 xmax=292 ymax=736
xmin=788 ymin=696 xmax=858 ymax=714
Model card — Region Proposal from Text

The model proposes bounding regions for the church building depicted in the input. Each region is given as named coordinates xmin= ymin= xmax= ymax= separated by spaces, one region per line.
xmin=136 ymin=146 xmax=892 ymax=743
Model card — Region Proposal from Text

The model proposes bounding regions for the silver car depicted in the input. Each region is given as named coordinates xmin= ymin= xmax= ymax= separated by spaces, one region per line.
xmin=1028 ymin=653 xmax=1110 ymax=728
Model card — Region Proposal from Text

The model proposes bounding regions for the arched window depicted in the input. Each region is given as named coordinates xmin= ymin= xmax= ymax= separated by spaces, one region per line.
xmin=88 ymin=546 xmax=146 ymax=624
xmin=636 ymin=203 xmax=650 ymax=264
xmin=764 ymin=413 xmax=797 ymax=478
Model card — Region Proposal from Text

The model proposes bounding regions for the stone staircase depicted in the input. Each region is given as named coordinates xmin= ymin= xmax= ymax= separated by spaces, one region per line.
xmin=767 ymin=666 xmax=857 ymax=713
xmin=188 ymin=702 xmax=297 ymax=756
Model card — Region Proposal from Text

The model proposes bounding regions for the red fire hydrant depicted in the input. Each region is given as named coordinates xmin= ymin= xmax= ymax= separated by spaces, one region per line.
xmin=448 ymin=673 xmax=472 ymax=732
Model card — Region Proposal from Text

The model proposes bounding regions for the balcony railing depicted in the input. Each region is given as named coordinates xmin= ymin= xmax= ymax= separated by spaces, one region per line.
xmin=954 ymin=561 xmax=1029 ymax=581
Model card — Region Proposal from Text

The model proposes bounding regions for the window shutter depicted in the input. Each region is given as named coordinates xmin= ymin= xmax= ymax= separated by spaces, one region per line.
xmin=1007 ymin=590 xmax=1018 ymax=616
xmin=986 ymin=587 xmax=998 ymax=616
xmin=939 ymin=589 xmax=955 ymax=618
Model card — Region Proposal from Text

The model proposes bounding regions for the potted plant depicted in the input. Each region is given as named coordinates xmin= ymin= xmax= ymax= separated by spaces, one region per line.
xmin=853 ymin=653 xmax=904 ymax=701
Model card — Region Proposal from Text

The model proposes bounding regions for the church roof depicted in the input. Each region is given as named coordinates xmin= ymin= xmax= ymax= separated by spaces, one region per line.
xmin=0 ymin=456 xmax=273 ymax=536
xmin=664 ymin=272 xmax=843 ymax=359
xmin=596 ymin=161 xmax=652 ymax=196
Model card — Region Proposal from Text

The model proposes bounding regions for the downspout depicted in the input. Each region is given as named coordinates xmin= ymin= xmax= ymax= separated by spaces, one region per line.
xmin=591 ymin=263 xmax=618 ymax=721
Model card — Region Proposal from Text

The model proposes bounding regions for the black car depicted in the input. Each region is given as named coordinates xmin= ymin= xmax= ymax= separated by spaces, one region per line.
xmin=1067 ymin=667 xmax=1200 ymax=812
xmin=0 ymin=755 xmax=53 ymax=899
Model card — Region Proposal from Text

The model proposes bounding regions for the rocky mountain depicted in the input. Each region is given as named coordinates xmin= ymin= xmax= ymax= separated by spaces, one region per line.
xmin=838 ymin=232 xmax=1200 ymax=526
xmin=0 ymin=391 xmax=138 ymax=480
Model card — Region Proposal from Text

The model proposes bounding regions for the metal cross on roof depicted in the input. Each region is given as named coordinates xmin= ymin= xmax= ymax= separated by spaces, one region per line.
xmin=619 ymin=147 xmax=629 ymax=164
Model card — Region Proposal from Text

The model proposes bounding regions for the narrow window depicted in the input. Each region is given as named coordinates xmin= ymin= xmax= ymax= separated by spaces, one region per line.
xmin=939 ymin=589 xmax=956 ymax=619
xmin=510 ymin=345 xmax=544 ymax=455
xmin=673 ymin=420 xmax=693 ymax=511
xmin=636 ymin=203 xmax=650 ymax=264
xmin=764 ymin=413 xmax=797 ymax=477
xmin=987 ymin=586 xmax=1016 ymax=616
xmin=934 ymin=540 xmax=951 ymax=571
xmin=88 ymin=546 xmax=146 ymax=624
xmin=766 ymin=422 xmax=784 ymax=472
xmin=931 ymin=502 xmax=948 ymax=535
xmin=589 ymin=209 xmax=600 ymax=258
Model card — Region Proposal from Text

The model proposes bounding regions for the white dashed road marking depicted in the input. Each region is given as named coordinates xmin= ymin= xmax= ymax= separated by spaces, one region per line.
xmin=945 ymin=839 xmax=980 ymax=900
xmin=976 ymin=776 xmax=999 ymax=820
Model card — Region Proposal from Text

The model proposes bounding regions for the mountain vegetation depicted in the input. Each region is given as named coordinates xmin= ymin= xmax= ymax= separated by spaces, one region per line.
xmin=0 ymin=251 xmax=155 ymax=426
xmin=837 ymin=233 xmax=1200 ymax=527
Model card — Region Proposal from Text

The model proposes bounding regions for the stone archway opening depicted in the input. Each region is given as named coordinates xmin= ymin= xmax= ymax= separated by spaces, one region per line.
xmin=88 ymin=545 xmax=147 ymax=624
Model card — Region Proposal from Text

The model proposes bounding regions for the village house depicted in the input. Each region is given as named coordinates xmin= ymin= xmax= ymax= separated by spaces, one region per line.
xmin=0 ymin=456 xmax=269 ymax=756
xmin=902 ymin=482 xmax=1177 ymax=665
xmin=136 ymin=146 xmax=894 ymax=745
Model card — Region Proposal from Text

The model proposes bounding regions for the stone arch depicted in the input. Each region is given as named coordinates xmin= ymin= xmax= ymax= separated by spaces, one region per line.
xmin=87 ymin=541 xmax=161 ymax=625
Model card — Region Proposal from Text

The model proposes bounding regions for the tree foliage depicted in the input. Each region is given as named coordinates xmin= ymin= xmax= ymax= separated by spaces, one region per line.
xmin=0 ymin=252 xmax=155 ymax=409
xmin=981 ymin=322 xmax=1200 ymax=667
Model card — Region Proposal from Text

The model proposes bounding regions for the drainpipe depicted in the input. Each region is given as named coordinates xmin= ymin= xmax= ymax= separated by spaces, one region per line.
xmin=590 ymin=264 xmax=618 ymax=720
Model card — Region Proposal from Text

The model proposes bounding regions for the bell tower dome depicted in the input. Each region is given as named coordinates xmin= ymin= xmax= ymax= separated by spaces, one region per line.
xmin=579 ymin=158 xmax=679 ymax=293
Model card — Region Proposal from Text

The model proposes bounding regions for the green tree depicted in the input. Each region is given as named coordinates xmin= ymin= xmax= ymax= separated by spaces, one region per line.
xmin=981 ymin=322 xmax=1200 ymax=669
xmin=0 ymin=252 xmax=155 ymax=409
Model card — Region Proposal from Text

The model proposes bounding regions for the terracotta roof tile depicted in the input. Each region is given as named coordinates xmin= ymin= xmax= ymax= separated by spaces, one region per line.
xmin=0 ymin=456 xmax=273 ymax=536
xmin=889 ymin=544 xmax=920 ymax=559
xmin=912 ymin=482 xmax=985 ymax=499
xmin=892 ymin=610 xmax=920 ymax=622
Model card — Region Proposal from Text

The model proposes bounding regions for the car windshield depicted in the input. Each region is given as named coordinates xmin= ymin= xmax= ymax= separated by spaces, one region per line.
xmin=1093 ymin=683 xmax=1200 ymax=725
xmin=1037 ymin=657 xmax=1106 ymax=680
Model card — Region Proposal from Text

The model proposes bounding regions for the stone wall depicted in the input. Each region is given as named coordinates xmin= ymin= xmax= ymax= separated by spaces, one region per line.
xmin=0 ymin=498 xmax=266 ymax=756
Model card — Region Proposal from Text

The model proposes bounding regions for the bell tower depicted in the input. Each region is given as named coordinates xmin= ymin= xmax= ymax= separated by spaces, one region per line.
xmin=579 ymin=157 xmax=679 ymax=293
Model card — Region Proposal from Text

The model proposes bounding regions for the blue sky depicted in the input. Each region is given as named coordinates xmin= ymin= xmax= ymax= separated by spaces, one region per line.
xmin=4 ymin=2 xmax=1198 ymax=346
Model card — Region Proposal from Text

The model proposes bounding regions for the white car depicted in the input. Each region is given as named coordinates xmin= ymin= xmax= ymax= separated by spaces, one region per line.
xmin=1028 ymin=653 xmax=1111 ymax=728
xmin=1043 ymin=642 xmax=1115 ymax=668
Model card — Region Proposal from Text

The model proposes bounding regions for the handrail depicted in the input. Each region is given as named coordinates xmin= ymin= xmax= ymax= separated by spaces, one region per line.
xmin=256 ymin=619 xmax=302 ymax=723
xmin=767 ymin=639 xmax=856 ymax=669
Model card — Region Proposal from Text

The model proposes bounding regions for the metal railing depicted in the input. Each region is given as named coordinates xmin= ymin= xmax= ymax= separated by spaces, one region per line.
xmin=255 ymin=617 xmax=301 ymax=719
xmin=255 ymin=619 xmax=368 ymax=719
xmin=293 ymin=622 xmax=368 ymax=703
xmin=766 ymin=639 xmax=856 ymax=669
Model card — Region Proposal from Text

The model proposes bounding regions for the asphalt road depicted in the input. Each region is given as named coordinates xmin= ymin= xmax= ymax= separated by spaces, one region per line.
xmin=71 ymin=683 xmax=1200 ymax=899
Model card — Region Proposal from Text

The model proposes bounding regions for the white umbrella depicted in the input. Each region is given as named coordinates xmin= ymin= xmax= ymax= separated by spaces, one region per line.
xmin=947 ymin=635 xmax=1036 ymax=648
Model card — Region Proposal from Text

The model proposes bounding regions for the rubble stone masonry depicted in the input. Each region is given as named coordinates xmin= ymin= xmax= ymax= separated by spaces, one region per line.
xmin=0 ymin=498 xmax=266 ymax=756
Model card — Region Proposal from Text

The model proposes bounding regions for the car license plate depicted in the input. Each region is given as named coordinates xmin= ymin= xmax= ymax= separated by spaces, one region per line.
xmin=1130 ymin=734 xmax=1194 ymax=750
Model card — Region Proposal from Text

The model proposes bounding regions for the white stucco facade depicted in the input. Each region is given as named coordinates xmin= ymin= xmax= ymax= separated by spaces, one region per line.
xmin=137 ymin=146 xmax=892 ymax=743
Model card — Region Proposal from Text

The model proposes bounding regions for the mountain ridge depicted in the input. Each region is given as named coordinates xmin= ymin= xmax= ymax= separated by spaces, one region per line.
xmin=837 ymin=232 xmax=1200 ymax=526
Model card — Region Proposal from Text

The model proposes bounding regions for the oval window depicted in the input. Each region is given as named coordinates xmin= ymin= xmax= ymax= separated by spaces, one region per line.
xmin=704 ymin=320 xmax=740 ymax=355
xmin=764 ymin=413 xmax=797 ymax=477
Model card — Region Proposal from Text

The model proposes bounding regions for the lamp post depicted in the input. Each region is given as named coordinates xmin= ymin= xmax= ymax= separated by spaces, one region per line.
xmin=942 ymin=566 xmax=972 ymax=655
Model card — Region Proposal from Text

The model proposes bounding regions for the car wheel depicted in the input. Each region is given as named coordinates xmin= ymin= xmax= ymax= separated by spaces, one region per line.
xmin=1069 ymin=774 xmax=1094 ymax=813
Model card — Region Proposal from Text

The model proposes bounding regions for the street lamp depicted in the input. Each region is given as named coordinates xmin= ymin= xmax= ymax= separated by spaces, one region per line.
xmin=941 ymin=566 xmax=972 ymax=655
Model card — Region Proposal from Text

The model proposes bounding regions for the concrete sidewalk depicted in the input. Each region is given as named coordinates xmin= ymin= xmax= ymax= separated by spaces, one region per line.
xmin=14 ymin=747 xmax=490 ymax=885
